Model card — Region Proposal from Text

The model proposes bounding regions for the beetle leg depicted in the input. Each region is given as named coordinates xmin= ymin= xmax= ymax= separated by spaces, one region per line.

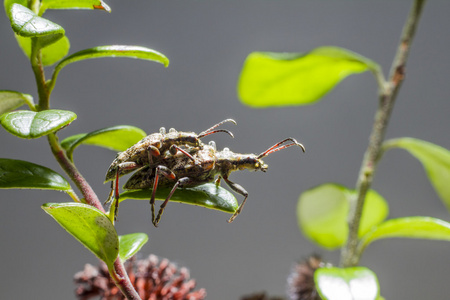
xmin=105 ymin=162 xmax=141 ymax=221
xmin=150 ymin=165 xmax=177 ymax=226
xmin=223 ymin=175 xmax=249 ymax=223
xmin=148 ymin=145 xmax=160 ymax=166
xmin=154 ymin=177 xmax=192 ymax=226
xmin=215 ymin=175 xmax=222 ymax=186
xmin=169 ymin=145 xmax=196 ymax=162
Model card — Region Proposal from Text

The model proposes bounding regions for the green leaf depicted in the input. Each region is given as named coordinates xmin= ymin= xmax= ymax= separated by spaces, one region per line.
xmin=8 ymin=4 xmax=64 ymax=48
xmin=39 ymin=0 xmax=111 ymax=15
xmin=118 ymin=233 xmax=148 ymax=261
xmin=297 ymin=183 xmax=388 ymax=249
xmin=3 ymin=0 xmax=26 ymax=14
xmin=315 ymin=266 xmax=380 ymax=300
xmin=0 ymin=158 xmax=70 ymax=191
xmin=120 ymin=183 xmax=238 ymax=214
xmin=15 ymin=34 xmax=70 ymax=66
xmin=359 ymin=217 xmax=450 ymax=254
xmin=0 ymin=109 xmax=76 ymax=139
xmin=49 ymin=45 xmax=169 ymax=93
xmin=0 ymin=90 xmax=33 ymax=114
xmin=384 ymin=138 xmax=450 ymax=213
xmin=42 ymin=202 xmax=119 ymax=266
xmin=238 ymin=46 xmax=380 ymax=107
xmin=61 ymin=125 xmax=146 ymax=160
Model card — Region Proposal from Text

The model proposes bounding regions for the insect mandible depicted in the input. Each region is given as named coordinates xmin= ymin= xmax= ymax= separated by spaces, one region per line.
xmin=104 ymin=119 xmax=236 ymax=214
xmin=123 ymin=137 xmax=305 ymax=226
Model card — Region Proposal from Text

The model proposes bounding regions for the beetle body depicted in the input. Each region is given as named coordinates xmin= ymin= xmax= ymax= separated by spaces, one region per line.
xmin=121 ymin=138 xmax=304 ymax=226
xmin=105 ymin=119 xmax=236 ymax=185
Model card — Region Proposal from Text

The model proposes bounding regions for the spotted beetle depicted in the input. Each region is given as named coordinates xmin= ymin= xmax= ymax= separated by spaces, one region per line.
xmin=104 ymin=119 xmax=237 ymax=216
xmin=122 ymin=137 xmax=305 ymax=226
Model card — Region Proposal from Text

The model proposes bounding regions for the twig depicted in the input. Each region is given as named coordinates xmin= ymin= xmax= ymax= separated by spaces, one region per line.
xmin=340 ymin=0 xmax=427 ymax=267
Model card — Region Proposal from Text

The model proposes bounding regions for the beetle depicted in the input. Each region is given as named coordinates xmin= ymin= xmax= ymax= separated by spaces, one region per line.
xmin=123 ymin=137 xmax=305 ymax=226
xmin=104 ymin=119 xmax=236 ymax=207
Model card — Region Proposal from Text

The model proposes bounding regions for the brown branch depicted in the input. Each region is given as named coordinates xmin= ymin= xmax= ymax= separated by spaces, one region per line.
xmin=340 ymin=0 xmax=427 ymax=267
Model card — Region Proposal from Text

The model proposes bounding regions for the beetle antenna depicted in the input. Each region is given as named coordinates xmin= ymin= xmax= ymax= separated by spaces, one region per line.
xmin=198 ymin=129 xmax=234 ymax=139
xmin=257 ymin=138 xmax=305 ymax=159
xmin=198 ymin=119 xmax=237 ymax=137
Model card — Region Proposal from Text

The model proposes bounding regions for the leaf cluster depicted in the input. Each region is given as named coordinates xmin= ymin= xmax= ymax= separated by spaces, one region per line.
xmin=0 ymin=1 xmax=238 ymax=295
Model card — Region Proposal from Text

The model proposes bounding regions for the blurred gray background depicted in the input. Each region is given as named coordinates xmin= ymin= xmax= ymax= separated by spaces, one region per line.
xmin=1 ymin=1 xmax=450 ymax=299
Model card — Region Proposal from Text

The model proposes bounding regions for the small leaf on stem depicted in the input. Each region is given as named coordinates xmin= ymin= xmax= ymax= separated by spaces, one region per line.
xmin=120 ymin=183 xmax=238 ymax=214
xmin=118 ymin=233 xmax=149 ymax=261
xmin=359 ymin=216 xmax=450 ymax=255
xmin=0 ymin=109 xmax=76 ymax=139
xmin=238 ymin=46 xmax=381 ymax=107
xmin=61 ymin=125 xmax=146 ymax=160
xmin=8 ymin=4 xmax=65 ymax=48
xmin=315 ymin=266 xmax=380 ymax=300
xmin=297 ymin=183 xmax=388 ymax=249
xmin=49 ymin=45 xmax=169 ymax=93
xmin=0 ymin=158 xmax=71 ymax=191
xmin=15 ymin=34 xmax=70 ymax=66
xmin=383 ymin=138 xmax=450 ymax=213
xmin=42 ymin=202 xmax=119 ymax=266
xmin=0 ymin=90 xmax=33 ymax=114
xmin=39 ymin=0 xmax=111 ymax=15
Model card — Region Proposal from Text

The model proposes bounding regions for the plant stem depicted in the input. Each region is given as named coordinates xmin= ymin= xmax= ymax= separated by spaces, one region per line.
xmin=109 ymin=260 xmax=142 ymax=300
xmin=28 ymin=27 xmax=140 ymax=299
xmin=47 ymin=133 xmax=105 ymax=211
xmin=30 ymin=39 xmax=50 ymax=110
xmin=340 ymin=0 xmax=427 ymax=267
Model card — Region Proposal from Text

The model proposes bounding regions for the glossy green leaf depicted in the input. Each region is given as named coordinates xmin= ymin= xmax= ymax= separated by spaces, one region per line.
xmin=0 ymin=158 xmax=70 ymax=190
xmin=15 ymin=34 xmax=70 ymax=66
xmin=359 ymin=217 xmax=450 ymax=254
xmin=315 ymin=267 xmax=380 ymax=300
xmin=384 ymin=138 xmax=450 ymax=213
xmin=118 ymin=233 xmax=148 ymax=261
xmin=297 ymin=183 xmax=388 ymax=249
xmin=120 ymin=183 xmax=238 ymax=214
xmin=0 ymin=90 xmax=33 ymax=114
xmin=238 ymin=46 xmax=380 ymax=107
xmin=0 ymin=109 xmax=76 ymax=139
xmin=39 ymin=0 xmax=111 ymax=15
xmin=61 ymin=125 xmax=146 ymax=160
xmin=49 ymin=45 xmax=169 ymax=92
xmin=42 ymin=202 xmax=119 ymax=266
xmin=8 ymin=4 xmax=64 ymax=48
xmin=3 ymin=0 xmax=26 ymax=15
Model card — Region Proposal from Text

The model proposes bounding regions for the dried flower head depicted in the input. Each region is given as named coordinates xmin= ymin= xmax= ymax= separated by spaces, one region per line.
xmin=286 ymin=254 xmax=328 ymax=300
xmin=74 ymin=255 xmax=206 ymax=300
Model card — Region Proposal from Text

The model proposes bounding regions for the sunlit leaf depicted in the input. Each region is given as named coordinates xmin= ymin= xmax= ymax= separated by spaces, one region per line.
xmin=15 ymin=34 xmax=70 ymax=66
xmin=4 ymin=0 xmax=27 ymax=15
xmin=359 ymin=217 xmax=450 ymax=254
xmin=120 ymin=183 xmax=238 ymax=214
xmin=0 ymin=90 xmax=33 ymax=114
xmin=42 ymin=202 xmax=119 ymax=266
xmin=315 ymin=267 xmax=380 ymax=300
xmin=118 ymin=233 xmax=148 ymax=261
xmin=39 ymin=0 xmax=111 ymax=15
xmin=0 ymin=158 xmax=70 ymax=190
xmin=0 ymin=109 xmax=76 ymax=139
xmin=384 ymin=138 xmax=450 ymax=213
xmin=61 ymin=125 xmax=146 ymax=160
xmin=297 ymin=183 xmax=388 ymax=249
xmin=238 ymin=46 xmax=380 ymax=107
xmin=8 ymin=4 xmax=64 ymax=48
xmin=49 ymin=45 xmax=169 ymax=92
